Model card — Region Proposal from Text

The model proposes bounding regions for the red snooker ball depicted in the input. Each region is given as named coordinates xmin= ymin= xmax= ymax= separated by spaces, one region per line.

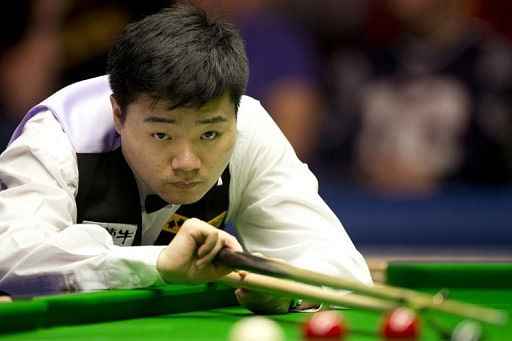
xmin=302 ymin=310 xmax=347 ymax=339
xmin=381 ymin=307 xmax=420 ymax=339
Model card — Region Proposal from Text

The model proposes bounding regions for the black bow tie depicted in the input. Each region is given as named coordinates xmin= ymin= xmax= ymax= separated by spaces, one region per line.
xmin=145 ymin=194 xmax=170 ymax=213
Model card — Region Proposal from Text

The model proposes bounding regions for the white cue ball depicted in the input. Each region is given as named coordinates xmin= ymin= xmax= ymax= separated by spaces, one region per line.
xmin=228 ymin=316 xmax=285 ymax=341
xmin=451 ymin=320 xmax=482 ymax=341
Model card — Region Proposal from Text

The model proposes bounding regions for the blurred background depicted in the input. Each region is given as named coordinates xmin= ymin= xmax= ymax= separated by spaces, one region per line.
xmin=1 ymin=0 xmax=511 ymax=260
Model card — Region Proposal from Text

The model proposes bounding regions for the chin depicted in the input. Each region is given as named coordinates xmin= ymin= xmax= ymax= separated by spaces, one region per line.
xmin=164 ymin=191 xmax=208 ymax=205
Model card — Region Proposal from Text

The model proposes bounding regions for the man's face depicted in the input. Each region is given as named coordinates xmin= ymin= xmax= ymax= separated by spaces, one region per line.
xmin=112 ymin=93 xmax=237 ymax=205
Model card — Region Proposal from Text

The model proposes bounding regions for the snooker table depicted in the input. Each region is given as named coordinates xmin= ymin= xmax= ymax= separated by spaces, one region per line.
xmin=1 ymin=262 xmax=511 ymax=340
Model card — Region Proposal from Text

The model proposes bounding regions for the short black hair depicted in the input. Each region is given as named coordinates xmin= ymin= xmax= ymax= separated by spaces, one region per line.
xmin=107 ymin=3 xmax=248 ymax=118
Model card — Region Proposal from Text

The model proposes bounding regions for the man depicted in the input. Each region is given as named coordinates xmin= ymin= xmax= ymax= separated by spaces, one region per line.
xmin=0 ymin=4 xmax=371 ymax=313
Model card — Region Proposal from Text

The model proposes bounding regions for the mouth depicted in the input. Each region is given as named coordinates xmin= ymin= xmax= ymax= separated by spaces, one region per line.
xmin=171 ymin=181 xmax=200 ymax=190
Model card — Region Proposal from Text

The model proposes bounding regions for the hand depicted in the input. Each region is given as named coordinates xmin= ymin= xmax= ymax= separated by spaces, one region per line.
xmin=156 ymin=218 xmax=242 ymax=285
xmin=233 ymin=254 xmax=292 ymax=315
xmin=235 ymin=284 xmax=291 ymax=315
xmin=234 ymin=275 xmax=320 ymax=314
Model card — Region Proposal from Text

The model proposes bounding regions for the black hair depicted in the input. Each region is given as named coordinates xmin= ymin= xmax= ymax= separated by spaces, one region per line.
xmin=107 ymin=3 xmax=248 ymax=119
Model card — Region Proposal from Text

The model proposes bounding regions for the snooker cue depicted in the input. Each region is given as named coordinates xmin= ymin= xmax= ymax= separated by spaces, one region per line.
xmin=216 ymin=271 xmax=398 ymax=311
xmin=216 ymin=249 xmax=507 ymax=325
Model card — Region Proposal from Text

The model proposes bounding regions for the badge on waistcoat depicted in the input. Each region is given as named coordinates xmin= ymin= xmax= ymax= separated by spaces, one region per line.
xmin=161 ymin=211 xmax=227 ymax=234
xmin=83 ymin=221 xmax=137 ymax=246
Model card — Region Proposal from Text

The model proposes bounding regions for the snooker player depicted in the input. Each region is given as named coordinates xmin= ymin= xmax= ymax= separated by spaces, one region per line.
xmin=0 ymin=3 xmax=372 ymax=313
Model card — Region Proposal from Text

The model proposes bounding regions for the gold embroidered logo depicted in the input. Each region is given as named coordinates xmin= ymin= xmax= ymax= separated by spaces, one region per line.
xmin=161 ymin=211 xmax=227 ymax=234
xmin=161 ymin=213 xmax=187 ymax=233
xmin=208 ymin=211 xmax=227 ymax=228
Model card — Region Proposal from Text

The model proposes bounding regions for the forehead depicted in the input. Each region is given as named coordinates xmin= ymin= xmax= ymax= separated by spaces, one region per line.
xmin=128 ymin=93 xmax=236 ymax=119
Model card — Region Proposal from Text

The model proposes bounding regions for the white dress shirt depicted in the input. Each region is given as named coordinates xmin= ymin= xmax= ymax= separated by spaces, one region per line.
xmin=0 ymin=95 xmax=372 ymax=296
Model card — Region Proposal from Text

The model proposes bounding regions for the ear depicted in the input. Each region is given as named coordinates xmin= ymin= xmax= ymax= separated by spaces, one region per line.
xmin=110 ymin=95 xmax=123 ymax=134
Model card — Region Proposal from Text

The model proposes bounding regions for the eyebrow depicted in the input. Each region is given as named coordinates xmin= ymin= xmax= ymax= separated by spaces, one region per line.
xmin=143 ymin=115 xmax=227 ymax=125
xmin=196 ymin=116 xmax=227 ymax=124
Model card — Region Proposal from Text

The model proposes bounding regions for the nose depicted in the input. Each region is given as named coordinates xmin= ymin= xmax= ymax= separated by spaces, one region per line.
xmin=171 ymin=141 xmax=201 ymax=173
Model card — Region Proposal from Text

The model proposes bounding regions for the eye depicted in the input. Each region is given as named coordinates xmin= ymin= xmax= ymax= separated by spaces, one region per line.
xmin=201 ymin=131 xmax=220 ymax=140
xmin=152 ymin=132 xmax=171 ymax=141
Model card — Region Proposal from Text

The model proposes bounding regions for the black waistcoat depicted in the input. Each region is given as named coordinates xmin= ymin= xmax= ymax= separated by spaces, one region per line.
xmin=75 ymin=148 xmax=230 ymax=246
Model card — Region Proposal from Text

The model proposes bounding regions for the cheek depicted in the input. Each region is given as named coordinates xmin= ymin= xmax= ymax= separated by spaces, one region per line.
xmin=198 ymin=137 xmax=234 ymax=174
xmin=123 ymin=137 xmax=161 ymax=175
xmin=225 ymin=131 xmax=237 ymax=156
xmin=216 ymin=131 xmax=236 ymax=157
xmin=125 ymin=137 xmax=144 ymax=161
xmin=216 ymin=134 xmax=236 ymax=167
xmin=123 ymin=143 xmax=142 ymax=173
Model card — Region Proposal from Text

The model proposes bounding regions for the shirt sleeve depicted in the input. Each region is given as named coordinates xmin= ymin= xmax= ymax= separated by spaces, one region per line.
xmin=229 ymin=97 xmax=373 ymax=286
xmin=0 ymin=111 xmax=165 ymax=297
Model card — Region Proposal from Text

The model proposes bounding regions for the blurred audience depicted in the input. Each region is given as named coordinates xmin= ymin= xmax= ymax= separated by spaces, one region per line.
xmin=0 ymin=1 xmax=68 ymax=150
xmin=312 ymin=0 xmax=512 ymax=194
xmin=1 ymin=0 xmax=323 ymax=162
xmin=191 ymin=0 xmax=324 ymax=162
xmin=58 ymin=0 xmax=169 ymax=84
xmin=477 ymin=0 xmax=512 ymax=41
xmin=0 ymin=0 xmax=169 ymax=151
xmin=2 ymin=0 xmax=512 ymax=190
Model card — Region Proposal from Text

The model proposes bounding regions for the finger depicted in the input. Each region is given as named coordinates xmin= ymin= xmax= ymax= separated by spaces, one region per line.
xmin=237 ymin=287 xmax=266 ymax=300
xmin=235 ymin=287 xmax=255 ymax=302
xmin=184 ymin=218 xmax=219 ymax=258
xmin=221 ymin=232 xmax=243 ymax=252
xmin=198 ymin=229 xmax=242 ymax=266
xmin=196 ymin=228 xmax=219 ymax=259
xmin=252 ymin=252 xmax=283 ymax=262
xmin=197 ymin=229 xmax=230 ymax=267
xmin=197 ymin=233 xmax=228 ymax=268
xmin=235 ymin=288 xmax=292 ymax=314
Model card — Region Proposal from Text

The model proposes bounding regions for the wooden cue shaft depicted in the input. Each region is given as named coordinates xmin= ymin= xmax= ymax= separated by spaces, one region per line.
xmin=216 ymin=271 xmax=398 ymax=312
xmin=216 ymin=249 xmax=507 ymax=325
